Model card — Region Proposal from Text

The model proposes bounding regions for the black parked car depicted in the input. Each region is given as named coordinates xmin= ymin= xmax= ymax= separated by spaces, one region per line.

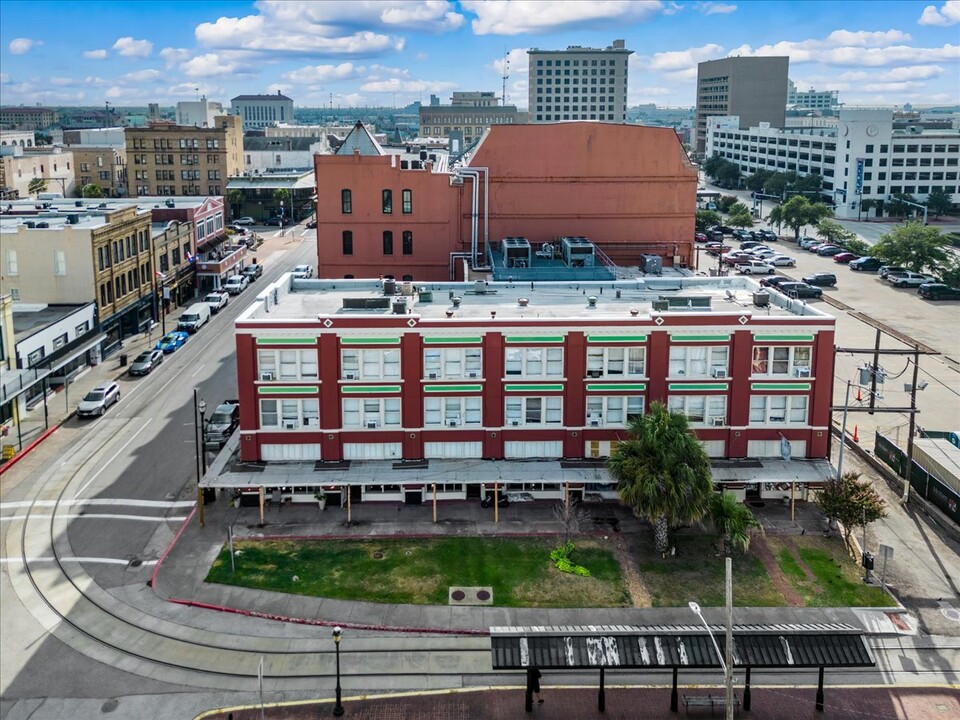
xmin=776 ymin=282 xmax=823 ymax=299
xmin=760 ymin=275 xmax=793 ymax=289
xmin=849 ymin=256 xmax=883 ymax=272
xmin=802 ymin=272 xmax=837 ymax=287
xmin=918 ymin=283 xmax=960 ymax=300
xmin=757 ymin=230 xmax=778 ymax=242
xmin=263 ymin=216 xmax=284 ymax=226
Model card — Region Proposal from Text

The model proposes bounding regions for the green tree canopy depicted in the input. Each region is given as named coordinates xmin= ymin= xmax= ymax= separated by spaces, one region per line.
xmin=709 ymin=491 xmax=762 ymax=555
xmin=794 ymin=173 xmax=823 ymax=193
xmin=816 ymin=472 xmax=887 ymax=549
xmin=696 ymin=210 xmax=721 ymax=232
xmin=718 ymin=195 xmax=739 ymax=213
xmin=81 ymin=183 xmax=104 ymax=198
xmin=870 ymin=221 xmax=952 ymax=273
xmin=815 ymin=219 xmax=858 ymax=247
xmin=780 ymin=196 xmax=833 ymax=240
xmin=925 ymin=188 xmax=953 ymax=218
xmin=745 ymin=171 xmax=771 ymax=193
xmin=27 ymin=177 xmax=48 ymax=197
xmin=607 ymin=401 xmax=715 ymax=554
xmin=764 ymin=173 xmax=789 ymax=198
xmin=887 ymin=192 xmax=918 ymax=218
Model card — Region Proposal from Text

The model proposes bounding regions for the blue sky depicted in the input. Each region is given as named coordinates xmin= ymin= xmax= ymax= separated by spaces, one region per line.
xmin=1 ymin=1 xmax=958 ymax=109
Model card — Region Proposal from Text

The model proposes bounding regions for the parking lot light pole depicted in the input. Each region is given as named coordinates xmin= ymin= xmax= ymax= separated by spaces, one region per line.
xmin=332 ymin=626 xmax=344 ymax=716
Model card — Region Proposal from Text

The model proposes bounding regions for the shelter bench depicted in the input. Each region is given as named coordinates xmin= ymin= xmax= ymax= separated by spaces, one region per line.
xmin=682 ymin=693 xmax=740 ymax=717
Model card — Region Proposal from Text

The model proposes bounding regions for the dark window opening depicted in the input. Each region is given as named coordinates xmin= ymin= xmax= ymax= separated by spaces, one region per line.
xmin=402 ymin=230 xmax=413 ymax=255
xmin=402 ymin=189 xmax=412 ymax=214
xmin=341 ymin=189 xmax=352 ymax=214
xmin=383 ymin=230 xmax=393 ymax=255
xmin=382 ymin=189 xmax=393 ymax=214
xmin=342 ymin=230 xmax=353 ymax=255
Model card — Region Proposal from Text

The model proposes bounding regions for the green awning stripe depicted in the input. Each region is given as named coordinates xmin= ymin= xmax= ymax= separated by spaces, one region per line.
xmin=754 ymin=334 xmax=816 ymax=342
xmin=341 ymin=384 xmax=402 ymax=394
xmin=256 ymin=337 xmax=316 ymax=345
xmin=504 ymin=336 xmax=565 ymax=343
xmin=586 ymin=335 xmax=648 ymax=343
xmin=257 ymin=386 xmax=319 ymax=394
xmin=423 ymin=384 xmax=483 ymax=393
xmin=751 ymin=383 xmax=812 ymax=391
xmin=504 ymin=384 xmax=565 ymax=392
xmin=668 ymin=383 xmax=728 ymax=391
xmin=423 ymin=336 xmax=483 ymax=344
xmin=586 ymin=383 xmax=647 ymax=392
xmin=669 ymin=334 xmax=731 ymax=342
xmin=340 ymin=337 xmax=402 ymax=345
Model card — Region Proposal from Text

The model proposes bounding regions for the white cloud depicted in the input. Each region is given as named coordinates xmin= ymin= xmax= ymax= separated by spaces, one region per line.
xmin=120 ymin=69 xmax=163 ymax=83
xmin=181 ymin=53 xmax=242 ymax=78
xmin=283 ymin=63 xmax=367 ymax=84
xmin=695 ymin=2 xmax=737 ymax=14
xmin=359 ymin=77 xmax=456 ymax=93
xmin=732 ymin=38 xmax=959 ymax=67
xmin=83 ymin=49 xmax=107 ymax=60
xmin=9 ymin=38 xmax=40 ymax=55
xmin=462 ymin=0 xmax=663 ymax=35
xmin=492 ymin=48 xmax=530 ymax=78
xmin=160 ymin=47 xmax=191 ymax=69
xmin=259 ymin=0 xmax=464 ymax=31
xmin=918 ymin=1 xmax=960 ymax=26
xmin=49 ymin=77 xmax=75 ymax=87
xmin=647 ymin=43 xmax=725 ymax=71
xmin=112 ymin=37 xmax=153 ymax=58
xmin=825 ymin=29 xmax=912 ymax=46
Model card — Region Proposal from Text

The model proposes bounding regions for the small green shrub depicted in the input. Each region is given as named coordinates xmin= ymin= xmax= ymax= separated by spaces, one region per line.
xmin=551 ymin=541 xmax=591 ymax=576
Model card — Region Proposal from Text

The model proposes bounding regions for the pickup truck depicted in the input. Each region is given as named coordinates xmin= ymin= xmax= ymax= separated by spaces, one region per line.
xmin=204 ymin=400 xmax=240 ymax=449
xmin=890 ymin=272 xmax=938 ymax=288
xmin=241 ymin=263 xmax=264 ymax=281
xmin=203 ymin=291 xmax=229 ymax=313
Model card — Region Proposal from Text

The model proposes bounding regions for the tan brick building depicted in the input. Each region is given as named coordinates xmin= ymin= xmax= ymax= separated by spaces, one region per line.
xmin=125 ymin=116 xmax=242 ymax=197
xmin=71 ymin=146 xmax=127 ymax=197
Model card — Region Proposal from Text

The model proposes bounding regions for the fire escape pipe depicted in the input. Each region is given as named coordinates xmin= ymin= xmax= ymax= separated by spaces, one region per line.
xmin=456 ymin=167 xmax=490 ymax=270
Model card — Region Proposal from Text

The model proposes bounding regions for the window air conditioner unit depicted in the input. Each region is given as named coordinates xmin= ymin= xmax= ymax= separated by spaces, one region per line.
xmin=589 ymin=419 xmax=601 ymax=427
xmin=711 ymin=417 xmax=725 ymax=426
xmin=770 ymin=416 xmax=785 ymax=423
xmin=587 ymin=370 xmax=602 ymax=378
xmin=711 ymin=367 xmax=727 ymax=379
xmin=427 ymin=372 xmax=439 ymax=379
xmin=509 ymin=420 xmax=521 ymax=426
xmin=468 ymin=371 xmax=480 ymax=378
xmin=793 ymin=366 xmax=811 ymax=378
xmin=282 ymin=420 xmax=297 ymax=429
xmin=305 ymin=418 xmax=319 ymax=427
xmin=344 ymin=372 xmax=357 ymax=380
xmin=365 ymin=420 xmax=379 ymax=429
xmin=447 ymin=420 xmax=460 ymax=427
xmin=259 ymin=371 xmax=275 ymax=381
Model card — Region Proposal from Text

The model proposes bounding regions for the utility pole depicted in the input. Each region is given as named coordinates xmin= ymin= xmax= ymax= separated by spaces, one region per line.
xmin=725 ymin=557 xmax=734 ymax=720
xmin=868 ymin=329 xmax=881 ymax=414
xmin=901 ymin=352 xmax=921 ymax=504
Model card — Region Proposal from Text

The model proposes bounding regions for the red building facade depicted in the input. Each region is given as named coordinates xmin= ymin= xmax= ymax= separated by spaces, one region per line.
xmin=228 ymin=277 xmax=836 ymax=504
xmin=314 ymin=123 xmax=697 ymax=282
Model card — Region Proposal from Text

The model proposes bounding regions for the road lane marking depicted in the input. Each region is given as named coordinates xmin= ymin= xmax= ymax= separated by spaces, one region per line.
xmin=1 ymin=499 xmax=195 ymax=510
xmin=1 ymin=514 xmax=189 ymax=522
xmin=0 ymin=557 xmax=158 ymax=565
xmin=191 ymin=363 xmax=205 ymax=377
xmin=72 ymin=417 xmax=154 ymax=499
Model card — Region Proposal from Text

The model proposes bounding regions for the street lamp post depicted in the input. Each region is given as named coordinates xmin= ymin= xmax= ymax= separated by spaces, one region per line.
xmin=332 ymin=626 xmax=344 ymax=716
xmin=194 ymin=389 xmax=207 ymax=527
xmin=689 ymin=556 xmax=735 ymax=720
xmin=199 ymin=398 xmax=208 ymax=476
xmin=279 ymin=199 xmax=285 ymax=237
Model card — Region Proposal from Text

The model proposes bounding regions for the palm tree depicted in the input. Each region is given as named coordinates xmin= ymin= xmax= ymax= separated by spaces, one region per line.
xmin=227 ymin=188 xmax=243 ymax=220
xmin=767 ymin=204 xmax=785 ymax=234
xmin=709 ymin=491 xmax=761 ymax=555
xmin=28 ymin=177 xmax=48 ymax=198
xmin=607 ymin=401 xmax=714 ymax=554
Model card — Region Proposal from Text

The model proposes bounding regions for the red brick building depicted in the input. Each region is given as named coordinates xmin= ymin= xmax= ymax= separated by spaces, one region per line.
xmin=216 ymin=276 xmax=836 ymax=506
xmin=314 ymin=122 xmax=697 ymax=282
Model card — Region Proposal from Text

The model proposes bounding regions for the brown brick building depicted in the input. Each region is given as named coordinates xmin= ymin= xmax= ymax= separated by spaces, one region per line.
xmin=71 ymin=146 xmax=127 ymax=197
xmin=125 ymin=116 xmax=242 ymax=198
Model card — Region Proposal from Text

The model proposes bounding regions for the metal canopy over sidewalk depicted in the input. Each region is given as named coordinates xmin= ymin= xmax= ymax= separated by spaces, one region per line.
xmin=490 ymin=624 xmax=874 ymax=714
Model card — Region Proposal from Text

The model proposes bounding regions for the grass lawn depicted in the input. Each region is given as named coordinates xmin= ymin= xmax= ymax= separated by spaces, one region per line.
xmin=206 ymin=536 xmax=630 ymax=608
xmin=768 ymin=536 xmax=894 ymax=607
xmin=633 ymin=535 xmax=784 ymax=607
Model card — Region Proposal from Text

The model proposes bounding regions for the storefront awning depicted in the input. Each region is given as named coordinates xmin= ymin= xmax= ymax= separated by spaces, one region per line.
xmin=709 ymin=458 xmax=833 ymax=485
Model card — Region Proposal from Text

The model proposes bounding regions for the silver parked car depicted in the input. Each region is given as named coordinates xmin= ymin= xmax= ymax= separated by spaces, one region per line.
xmin=77 ymin=382 xmax=120 ymax=417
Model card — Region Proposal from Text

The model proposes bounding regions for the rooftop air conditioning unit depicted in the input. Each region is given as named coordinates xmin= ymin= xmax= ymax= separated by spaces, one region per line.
xmin=711 ymin=417 xmax=725 ymax=426
xmin=711 ymin=367 xmax=727 ymax=379
xmin=365 ymin=420 xmax=379 ymax=429
xmin=259 ymin=371 xmax=275 ymax=381
xmin=793 ymin=366 xmax=811 ymax=378
xmin=344 ymin=371 xmax=357 ymax=380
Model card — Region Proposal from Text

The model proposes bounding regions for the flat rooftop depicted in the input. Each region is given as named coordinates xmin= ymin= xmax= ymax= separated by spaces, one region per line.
xmin=239 ymin=276 xmax=834 ymax=323
xmin=12 ymin=303 xmax=89 ymax=342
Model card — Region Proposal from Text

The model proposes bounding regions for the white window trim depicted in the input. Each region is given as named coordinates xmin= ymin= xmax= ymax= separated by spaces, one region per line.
xmin=504 ymin=396 xmax=563 ymax=426
xmin=751 ymin=345 xmax=813 ymax=377
xmin=748 ymin=395 xmax=809 ymax=425
xmin=668 ymin=395 xmax=727 ymax=427
xmin=341 ymin=348 xmax=400 ymax=381
xmin=585 ymin=395 xmax=645 ymax=427
xmin=585 ymin=347 xmax=645 ymax=378
xmin=259 ymin=398 xmax=319 ymax=430
xmin=424 ymin=396 xmax=482 ymax=427
xmin=342 ymin=397 xmax=401 ymax=429
xmin=504 ymin=347 xmax=564 ymax=378
xmin=258 ymin=348 xmax=318 ymax=381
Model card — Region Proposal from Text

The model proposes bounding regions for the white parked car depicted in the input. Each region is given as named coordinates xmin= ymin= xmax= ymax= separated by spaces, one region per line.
xmin=889 ymin=272 xmax=938 ymax=288
xmin=224 ymin=275 xmax=249 ymax=295
xmin=768 ymin=255 xmax=796 ymax=267
xmin=291 ymin=264 xmax=314 ymax=279
xmin=203 ymin=291 xmax=229 ymax=313
xmin=738 ymin=260 xmax=775 ymax=275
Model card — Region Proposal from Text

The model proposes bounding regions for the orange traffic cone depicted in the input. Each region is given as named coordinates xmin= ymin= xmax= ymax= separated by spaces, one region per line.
xmin=853 ymin=425 xmax=859 ymax=443
xmin=856 ymin=387 xmax=862 ymax=402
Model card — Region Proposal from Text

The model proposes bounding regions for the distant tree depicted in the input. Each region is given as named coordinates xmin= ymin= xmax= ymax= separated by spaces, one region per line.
xmin=607 ymin=402 xmax=714 ymax=555
xmin=767 ymin=204 xmax=785 ymax=234
xmin=870 ymin=221 xmax=952 ymax=273
xmin=780 ymin=196 xmax=832 ymax=240
xmin=716 ymin=161 xmax=741 ymax=189
xmin=745 ymin=171 xmax=771 ymax=193
xmin=887 ymin=192 xmax=917 ymax=219
xmin=718 ymin=195 xmax=739 ymax=213
xmin=816 ymin=472 xmax=886 ymax=550
xmin=764 ymin=172 xmax=789 ymax=198
xmin=81 ymin=183 xmax=104 ymax=198
xmin=273 ymin=187 xmax=291 ymax=219
xmin=702 ymin=154 xmax=726 ymax=177
xmin=227 ymin=188 xmax=243 ymax=219
xmin=709 ymin=491 xmax=762 ymax=555
xmin=794 ymin=173 xmax=823 ymax=193
xmin=696 ymin=210 xmax=722 ymax=232
xmin=816 ymin=219 xmax=859 ymax=248
xmin=937 ymin=258 xmax=960 ymax=287
xmin=27 ymin=177 xmax=48 ymax=197
xmin=925 ymin=188 xmax=954 ymax=218
xmin=728 ymin=209 xmax=754 ymax=229
xmin=859 ymin=199 xmax=878 ymax=217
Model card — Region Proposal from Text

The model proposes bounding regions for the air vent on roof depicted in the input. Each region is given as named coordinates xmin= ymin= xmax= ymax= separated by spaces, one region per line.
xmin=165 ymin=199 xmax=175 ymax=207
xmin=400 ymin=160 xmax=409 ymax=169
xmin=420 ymin=150 xmax=428 ymax=160
xmin=23 ymin=221 xmax=36 ymax=228
xmin=74 ymin=200 xmax=84 ymax=207
xmin=342 ymin=297 xmax=391 ymax=310
xmin=66 ymin=214 xmax=80 ymax=224
xmin=35 ymin=222 xmax=49 ymax=228
xmin=392 ymin=300 xmax=407 ymax=314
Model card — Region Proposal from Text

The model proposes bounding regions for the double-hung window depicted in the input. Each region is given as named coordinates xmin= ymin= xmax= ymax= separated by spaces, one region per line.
xmin=341 ymin=189 xmax=352 ymax=214
xmin=504 ymin=347 xmax=563 ymax=377
xmin=342 ymin=398 xmax=401 ymax=428
xmin=668 ymin=395 xmax=727 ymax=426
xmin=424 ymin=397 xmax=482 ymax=427
xmin=423 ymin=347 xmax=482 ymax=379
xmin=749 ymin=395 xmax=808 ymax=425
xmin=382 ymin=189 xmax=393 ymax=214
xmin=341 ymin=348 xmax=400 ymax=380
xmin=586 ymin=347 xmax=645 ymax=377
xmin=751 ymin=346 xmax=812 ymax=376
xmin=257 ymin=349 xmax=318 ymax=381
xmin=259 ymin=398 xmax=319 ymax=430
xmin=505 ymin=396 xmax=562 ymax=426
xmin=586 ymin=396 xmax=645 ymax=426
xmin=668 ymin=346 xmax=729 ymax=377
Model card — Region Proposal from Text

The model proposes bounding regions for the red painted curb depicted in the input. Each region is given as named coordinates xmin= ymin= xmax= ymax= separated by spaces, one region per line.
xmin=150 ymin=506 xmax=197 ymax=589
xmin=0 ymin=425 xmax=60 ymax=476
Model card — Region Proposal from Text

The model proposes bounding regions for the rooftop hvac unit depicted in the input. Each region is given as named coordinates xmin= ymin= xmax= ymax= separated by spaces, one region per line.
xmin=283 ymin=420 xmax=297 ymax=429
xmin=400 ymin=160 xmax=409 ymax=169
xmin=392 ymin=300 xmax=407 ymax=314
xmin=753 ymin=291 xmax=770 ymax=307
xmin=652 ymin=299 xmax=669 ymax=312
xmin=66 ymin=214 xmax=80 ymax=224
xmin=344 ymin=372 xmax=357 ymax=380
xmin=639 ymin=254 xmax=662 ymax=275
xmin=427 ymin=372 xmax=439 ymax=379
